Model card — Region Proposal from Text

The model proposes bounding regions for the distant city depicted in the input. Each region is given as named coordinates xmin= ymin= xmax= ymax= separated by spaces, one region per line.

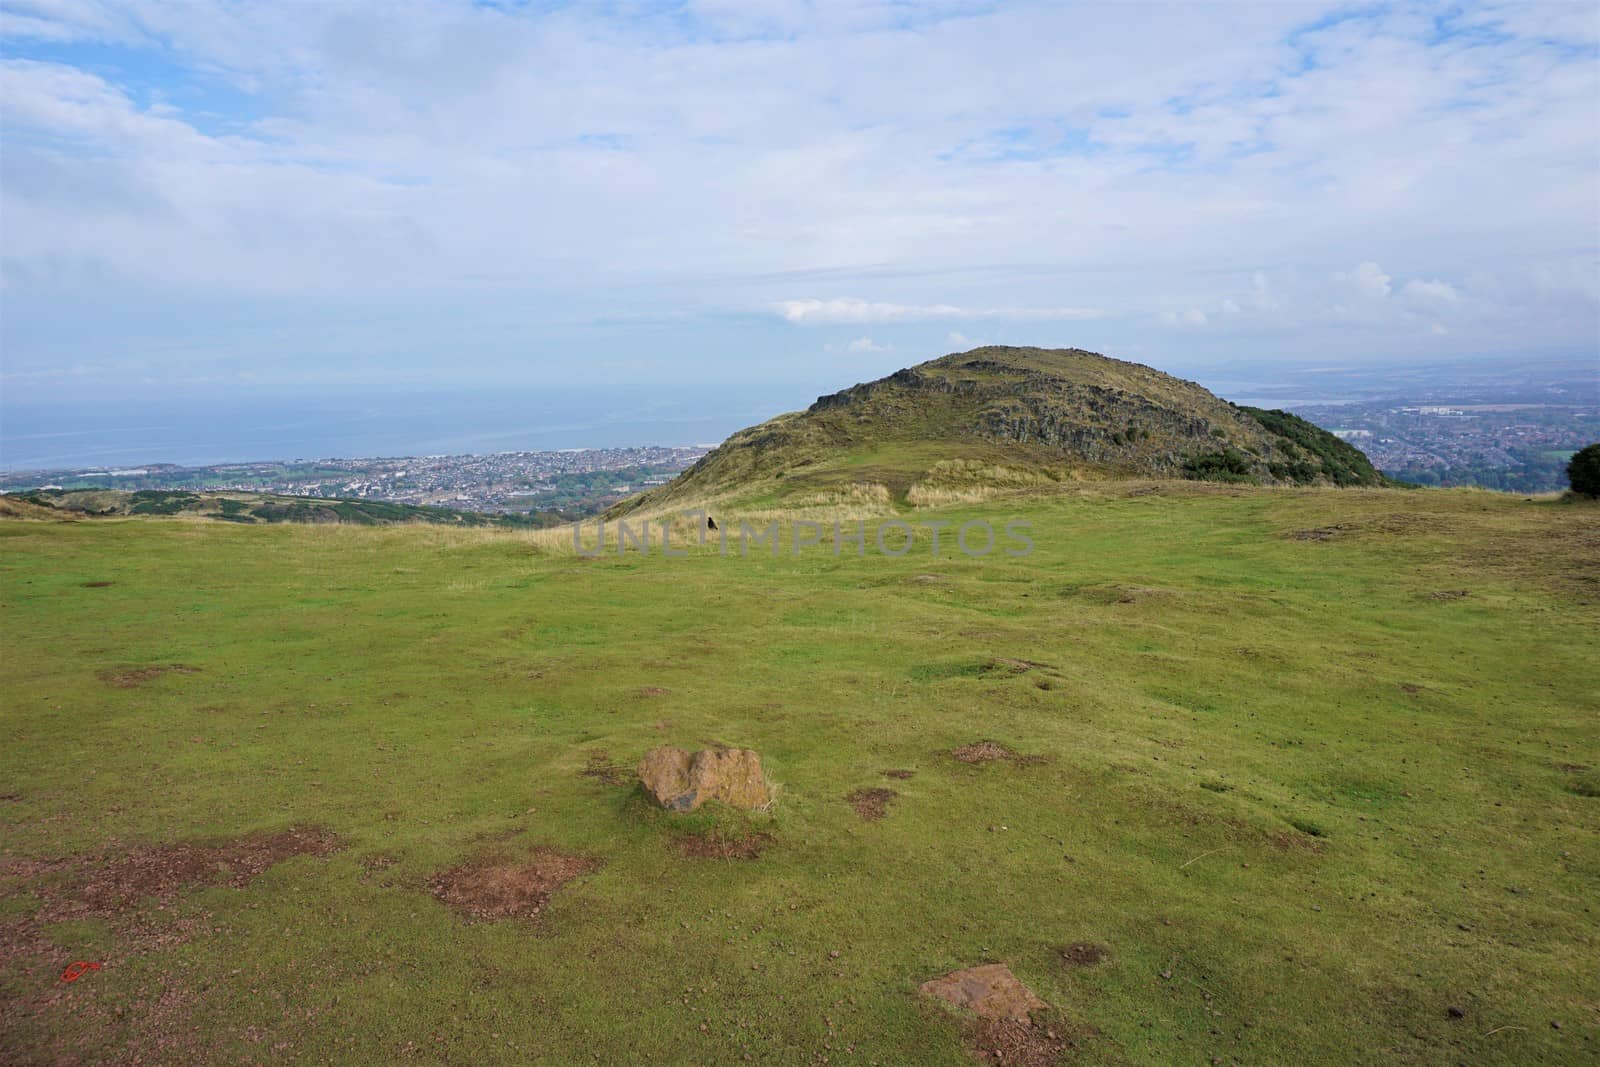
xmin=1303 ymin=401 xmax=1596 ymax=492
xmin=0 ymin=446 xmax=710 ymax=516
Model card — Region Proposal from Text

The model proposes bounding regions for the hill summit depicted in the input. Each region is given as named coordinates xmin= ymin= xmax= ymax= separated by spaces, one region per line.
xmin=618 ymin=346 xmax=1386 ymax=513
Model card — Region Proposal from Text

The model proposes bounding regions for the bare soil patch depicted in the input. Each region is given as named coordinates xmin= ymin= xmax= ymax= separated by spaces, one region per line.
xmin=1428 ymin=589 xmax=1471 ymax=600
xmin=675 ymin=831 xmax=772 ymax=860
xmin=0 ymin=826 xmax=343 ymax=1057
xmin=952 ymin=742 xmax=1049 ymax=767
xmin=429 ymin=846 xmax=596 ymax=921
xmin=964 ymin=1017 xmax=1101 ymax=1067
xmin=21 ymin=826 xmax=341 ymax=922
xmin=96 ymin=664 xmax=200 ymax=688
xmin=1058 ymin=942 xmax=1109 ymax=968
xmin=82 ymin=581 xmax=114 ymax=588
xmin=953 ymin=741 xmax=1016 ymax=764
xmin=579 ymin=749 xmax=630 ymax=786
xmin=846 ymin=787 xmax=896 ymax=822
xmin=637 ymin=686 xmax=671 ymax=697
xmin=1289 ymin=525 xmax=1350 ymax=542
xmin=982 ymin=657 xmax=1058 ymax=675
xmin=882 ymin=769 xmax=916 ymax=780
xmin=964 ymin=1019 xmax=1064 ymax=1066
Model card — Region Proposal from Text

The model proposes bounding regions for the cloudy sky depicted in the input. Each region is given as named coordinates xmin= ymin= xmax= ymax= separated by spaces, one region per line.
xmin=2 ymin=0 xmax=1597 ymax=401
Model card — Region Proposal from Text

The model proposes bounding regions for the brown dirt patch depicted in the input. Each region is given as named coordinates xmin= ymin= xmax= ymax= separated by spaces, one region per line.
xmin=82 ymin=581 xmax=114 ymax=588
xmin=964 ymin=1017 xmax=1101 ymax=1067
xmin=675 ymin=831 xmax=772 ymax=860
xmin=953 ymin=741 xmax=1017 ymax=764
xmin=21 ymin=826 xmax=341 ymax=922
xmin=983 ymin=657 xmax=1058 ymax=674
xmin=637 ymin=686 xmax=671 ymax=697
xmin=579 ymin=749 xmax=630 ymax=786
xmin=1268 ymin=830 xmax=1326 ymax=853
xmin=0 ymin=826 xmax=343 ymax=1058
xmin=952 ymin=742 xmax=1049 ymax=766
xmin=846 ymin=787 xmax=896 ymax=822
xmin=883 ymin=768 xmax=916 ymax=780
xmin=1428 ymin=589 xmax=1470 ymax=600
xmin=429 ymin=846 xmax=596 ymax=921
xmin=96 ymin=664 xmax=200 ymax=688
xmin=1399 ymin=682 xmax=1422 ymax=694
xmin=1058 ymin=942 xmax=1109 ymax=968
xmin=1289 ymin=525 xmax=1350 ymax=542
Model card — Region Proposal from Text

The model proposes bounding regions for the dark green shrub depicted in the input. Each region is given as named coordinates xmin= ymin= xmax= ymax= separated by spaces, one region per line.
xmin=1183 ymin=447 xmax=1256 ymax=483
xmin=1568 ymin=443 xmax=1600 ymax=498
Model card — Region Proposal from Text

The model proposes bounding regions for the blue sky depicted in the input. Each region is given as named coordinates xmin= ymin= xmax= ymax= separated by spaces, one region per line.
xmin=1 ymin=0 xmax=1597 ymax=403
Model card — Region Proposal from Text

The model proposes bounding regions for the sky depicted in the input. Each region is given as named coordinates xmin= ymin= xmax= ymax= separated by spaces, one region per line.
xmin=1 ymin=0 xmax=1598 ymax=407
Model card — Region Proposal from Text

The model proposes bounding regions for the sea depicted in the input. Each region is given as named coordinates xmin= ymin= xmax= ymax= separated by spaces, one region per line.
xmin=0 ymin=384 xmax=828 ymax=472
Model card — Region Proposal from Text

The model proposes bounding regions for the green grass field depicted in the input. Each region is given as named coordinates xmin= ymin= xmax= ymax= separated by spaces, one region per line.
xmin=2 ymin=485 xmax=1597 ymax=1064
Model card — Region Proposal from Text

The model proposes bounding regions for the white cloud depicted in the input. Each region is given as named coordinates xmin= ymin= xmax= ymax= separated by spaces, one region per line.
xmin=779 ymin=298 xmax=1107 ymax=325
xmin=824 ymin=336 xmax=893 ymax=353
xmin=1343 ymin=262 xmax=1394 ymax=300
xmin=1402 ymin=279 xmax=1461 ymax=303
xmin=1160 ymin=309 xmax=1209 ymax=327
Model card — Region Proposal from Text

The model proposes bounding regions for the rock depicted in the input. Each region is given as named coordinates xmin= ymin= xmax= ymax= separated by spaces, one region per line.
xmin=919 ymin=963 xmax=1047 ymax=1022
xmin=636 ymin=745 xmax=771 ymax=812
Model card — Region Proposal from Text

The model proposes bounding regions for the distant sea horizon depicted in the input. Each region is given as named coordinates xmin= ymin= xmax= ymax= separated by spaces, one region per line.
xmin=0 ymin=384 xmax=823 ymax=473
xmin=7 ymin=353 xmax=1580 ymax=474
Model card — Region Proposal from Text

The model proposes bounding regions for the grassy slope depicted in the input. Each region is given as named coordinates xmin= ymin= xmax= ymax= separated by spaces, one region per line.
xmin=2 ymin=487 xmax=1597 ymax=1064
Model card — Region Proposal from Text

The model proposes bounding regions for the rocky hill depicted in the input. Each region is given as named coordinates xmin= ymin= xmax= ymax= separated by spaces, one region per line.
xmin=615 ymin=346 xmax=1387 ymax=514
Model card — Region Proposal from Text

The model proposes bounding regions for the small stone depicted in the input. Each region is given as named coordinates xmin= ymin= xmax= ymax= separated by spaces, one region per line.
xmin=1551 ymin=1021 xmax=1561 ymax=1030
xmin=829 ymin=951 xmax=840 ymax=959
xmin=1447 ymin=1006 xmax=1465 ymax=1019
xmin=1160 ymin=970 xmax=1173 ymax=980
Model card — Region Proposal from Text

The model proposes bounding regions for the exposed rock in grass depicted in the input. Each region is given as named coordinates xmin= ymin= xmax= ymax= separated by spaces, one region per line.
xmin=429 ymin=846 xmax=596 ymax=921
xmin=846 ymin=787 xmax=896 ymax=822
xmin=675 ymin=831 xmax=771 ymax=860
xmin=637 ymin=745 xmax=770 ymax=812
xmin=96 ymin=664 xmax=200 ymax=688
xmin=882 ymin=768 xmax=916 ymax=780
xmin=920 ymin=963 xmax=1047 ymax=1022
xmin=1428 ymin=589 xmax=1471 ymax=600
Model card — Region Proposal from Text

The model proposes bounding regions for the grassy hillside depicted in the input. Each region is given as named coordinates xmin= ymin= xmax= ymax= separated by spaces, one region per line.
xmin=2 ymin=484 xmax=1595 ymax=1064
xmin=615 ymin=347 xmax=1388 ymax=518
